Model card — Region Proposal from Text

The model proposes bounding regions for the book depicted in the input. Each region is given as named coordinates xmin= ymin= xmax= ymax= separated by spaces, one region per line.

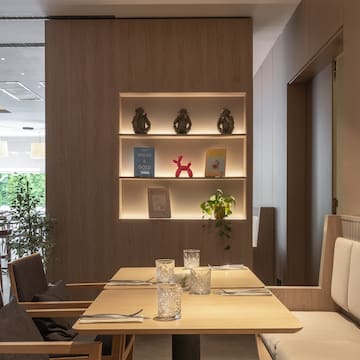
xmin=134 ymin=147 xmax=154 ymax=177
xmin=148 ymin=187 xmax=171 ymax=218
xmin=205 ymin=148 xmax=226 ymax=177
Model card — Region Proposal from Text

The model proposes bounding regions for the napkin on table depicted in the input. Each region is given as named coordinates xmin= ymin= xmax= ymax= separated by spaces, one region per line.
xmin=79 ymin=317 xmax=144 ymax=324
xmin=210 ymin=264 xmax=247 ymax=270
xmin=220 ymin=288 xmax=272 ymax=296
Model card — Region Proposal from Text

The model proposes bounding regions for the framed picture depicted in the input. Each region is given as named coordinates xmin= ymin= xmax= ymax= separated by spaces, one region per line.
xmin=148 ymin=187 xmax=171 ymax=218
xmin=205 ymin=148 xmax=226 ymax=177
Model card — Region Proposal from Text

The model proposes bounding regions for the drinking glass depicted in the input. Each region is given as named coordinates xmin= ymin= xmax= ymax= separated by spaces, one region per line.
xmin=183 ymin=249 xmax=200 ymax=269
xmin=155 ymin=258 xmax=175 ymax=283
xmin=155 ymin=283 xmax=181 ymax=320
xmin=190 ymin=267 xmax=211 ymax=295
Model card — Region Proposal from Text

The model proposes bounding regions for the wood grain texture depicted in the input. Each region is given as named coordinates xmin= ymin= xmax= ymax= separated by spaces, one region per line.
xmin=73 ymin=288 xmax=302 ymax=335
xmin=342 ymin=1 xmax=360 ymax=215
xmin=0 ymin=341 xmax=102 ymax=359
xmin=108 ymin=266 xmax=264 ymax=289
xmin=286 ymin=83 xmax=308 ymax=285
xmin=253 ymin=207 xmax=275 ymax=285
xmin=45 ymin=19 xmax=253 ymax=283
xmin=306 ymin=0 xmax=343 ymax=60
xmin=255 ymin=335 xmax=272 ymax=360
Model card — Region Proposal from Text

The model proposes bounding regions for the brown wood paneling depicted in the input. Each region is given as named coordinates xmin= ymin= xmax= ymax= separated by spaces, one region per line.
xmin=286 ymin=83 xmax=308 ymax=285
xmin=253 ymin=207 xmax=275 ymax=285
xmin=46 ymin=19 xmax=253 ymax=283
xmin=306 ymin=0 xmax=343 ymax=60
xmin=342 ymin=1 xmax=360 ymax=215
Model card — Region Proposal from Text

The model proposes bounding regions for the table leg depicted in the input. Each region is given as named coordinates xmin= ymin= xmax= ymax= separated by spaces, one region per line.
xmin=172 ymin=335 xmax=200 ymax=360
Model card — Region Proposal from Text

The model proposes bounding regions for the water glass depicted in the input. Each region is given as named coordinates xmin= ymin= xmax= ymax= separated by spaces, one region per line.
xmin=183 ymin=249 xmax=200 ymax=269
xmin=155 ymin=283 xmax=181 ymax=321
xmin=190 ymin=267 xmax=211 ymax=295
xmin=155 ymin=258 xmax=175 ymax=283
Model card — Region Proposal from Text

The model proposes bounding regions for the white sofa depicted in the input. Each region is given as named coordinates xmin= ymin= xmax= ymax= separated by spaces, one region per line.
xmin=258 ymin=215 xmax=360 ymax=360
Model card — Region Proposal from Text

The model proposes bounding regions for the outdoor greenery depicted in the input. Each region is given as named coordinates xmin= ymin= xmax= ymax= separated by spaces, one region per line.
xmin=0 ymin=173 xmax=46 ymax=207
xmin=1 ymin=174 xmax=55 ymax=265
xmin=200 ymin=188 xmax=236 ymax=250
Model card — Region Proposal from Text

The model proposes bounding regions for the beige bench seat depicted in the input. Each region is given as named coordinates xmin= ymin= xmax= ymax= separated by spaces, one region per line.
xmin=262 ymin=311 xmax=360 ymax=360
xmin=259 ymin=217 xmax=360 ymax=360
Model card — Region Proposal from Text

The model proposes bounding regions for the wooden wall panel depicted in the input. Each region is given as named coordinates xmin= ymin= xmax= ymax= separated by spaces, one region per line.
xmin=306 ymin=0 xmax=343 ymax=61
xmin=46 ymin=19 xmax=253 ymax=282
xmin=286 ymin=83 xmax=308 ymax=285
xmin=342 ymin=1 xmax=360 ymax=216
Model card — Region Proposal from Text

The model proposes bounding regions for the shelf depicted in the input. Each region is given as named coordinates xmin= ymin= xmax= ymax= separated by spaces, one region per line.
xmin=118 ymin=91 xmax=248 ymax=220
xmin=119 ymin=133 xmax=246 ymax=139
xmin=120 ymin=92 xmax=246 ymax=98
xmin=119 ymin=176 xmax=246 ymax=181
xmin=119 ymin=93 xmax=246 ymax=134
xmin=119 ymin=178 xmax=246 ymax=220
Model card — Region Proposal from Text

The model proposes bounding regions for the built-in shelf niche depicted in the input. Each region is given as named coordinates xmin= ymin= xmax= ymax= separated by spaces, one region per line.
xmin=119 ymin=92 xmax=248 ymax=220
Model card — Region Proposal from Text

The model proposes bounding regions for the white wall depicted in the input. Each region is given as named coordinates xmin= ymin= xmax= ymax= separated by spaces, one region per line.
xmin=308 ymin=64 xmax=333 ymax=284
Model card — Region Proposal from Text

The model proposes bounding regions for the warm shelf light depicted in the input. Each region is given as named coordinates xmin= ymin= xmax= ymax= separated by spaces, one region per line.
xmin=30 ymin=142 xmax=45 ymax=159
xmin=0 ymin=140 xmax=8 ymax=157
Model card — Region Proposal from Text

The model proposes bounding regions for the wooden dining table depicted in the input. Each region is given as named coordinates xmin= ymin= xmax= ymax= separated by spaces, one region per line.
xmin=73 ymin=266 xmax=302 ymax=360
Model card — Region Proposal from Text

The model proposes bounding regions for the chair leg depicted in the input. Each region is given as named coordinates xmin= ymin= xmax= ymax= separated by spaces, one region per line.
xmin=255 ymin=335 xmax=272 ymax=360
xmin=111 ymin=335 xmax=135 ymax=360
xmin=111 ymin=335 xmax=124 ymax=360
xmin=124 ymin=335 xmax=135 ymax=360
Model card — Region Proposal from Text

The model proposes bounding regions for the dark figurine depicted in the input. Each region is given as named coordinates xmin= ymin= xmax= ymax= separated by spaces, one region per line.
xmin=217 ymin=108 xmax=234 ymax=135
xmin=173 ymin=108 xmax=192 ymax=134
xmin=132 ymin=107 xmax=151 ymax=134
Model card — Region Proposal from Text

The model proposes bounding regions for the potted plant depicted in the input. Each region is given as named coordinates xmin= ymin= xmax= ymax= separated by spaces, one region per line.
xmin=8 ymin=175 xmax=55 ymax=266
xmin=200 ymin=188 xmax=236 ymax=249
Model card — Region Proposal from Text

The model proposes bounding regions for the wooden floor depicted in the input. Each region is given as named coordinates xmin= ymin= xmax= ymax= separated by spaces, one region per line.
xmin=1 ymin=268 xmax=258 ymax=360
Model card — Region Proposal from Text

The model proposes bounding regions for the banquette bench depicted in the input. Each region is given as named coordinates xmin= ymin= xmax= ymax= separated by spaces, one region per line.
xmin=257 ymin=215 xmax=360 ymax=360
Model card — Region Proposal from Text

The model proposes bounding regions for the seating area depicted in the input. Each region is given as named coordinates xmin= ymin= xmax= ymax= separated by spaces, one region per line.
xmin=3 ymin=253 xmax=134 ymax=360
xmin=0 ymin=292 xmax=103 ymax=360
xmin=258 ymin=215 xmax=360 ymax=360
xmin=2 ymin=215 xmax=360 ymax=360
xmin=2 ymin=1 xmax=360 ymax=360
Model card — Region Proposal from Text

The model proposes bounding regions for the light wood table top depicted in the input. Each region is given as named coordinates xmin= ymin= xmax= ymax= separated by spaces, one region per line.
xmin=73 ymin=288 xmax=302 ymax=335
xmin=106 ymin=266 xmax=264 ymax=289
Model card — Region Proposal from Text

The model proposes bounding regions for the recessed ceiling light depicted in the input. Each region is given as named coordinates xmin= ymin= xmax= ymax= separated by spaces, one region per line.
xmin=20 ymin=72 xmax=25 ymax=76
xmin=0 ymin=58 xmax=5 ymax=61
xmin=0 ymin=82 xmax=42 ymax=101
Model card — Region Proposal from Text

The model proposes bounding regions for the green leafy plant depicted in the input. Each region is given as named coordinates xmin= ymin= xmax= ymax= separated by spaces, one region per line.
xmin=200 ymin=189 xmax=236 ymax=249
xmin=8 ymin=175 xmax=55 ymax=266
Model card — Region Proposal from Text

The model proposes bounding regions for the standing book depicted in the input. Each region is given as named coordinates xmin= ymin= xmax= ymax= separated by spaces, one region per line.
xmin=205 ymin=148 xmax=226 ymax=177
xmin=134 ymin=147 xmax=155 ymax=177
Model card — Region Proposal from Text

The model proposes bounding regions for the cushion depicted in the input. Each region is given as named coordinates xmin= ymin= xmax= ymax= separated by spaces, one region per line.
xmin=32 ymin=280 xmax=77 ymax=341
xmin=348 ymin=241 xmax=360 ymax=320
xmin=262 ymin=311 xmax=360 ymax=360
xmin=331 ymin=237 xmax=353 ymax=311
xmin=0 ymin=299 xmax=48 ymax=360
xmin=11 ymin=253 xmax=48 ymax=302
xmin=32 ymin=280 xmax=112 ymax=355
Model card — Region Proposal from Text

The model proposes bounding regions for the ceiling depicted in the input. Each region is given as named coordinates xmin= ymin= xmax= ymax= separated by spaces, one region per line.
xmin=0 ymin=0 xmax=300 ymax=137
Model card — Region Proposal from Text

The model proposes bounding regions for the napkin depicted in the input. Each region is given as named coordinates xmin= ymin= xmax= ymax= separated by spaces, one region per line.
xmin=220 ymin=288 xmax=272 ymax=296
xmin=79 ymin=317 xmax=144 ymax=324
xmin=107 ymin=281 xmax=153 ymax=286
xmin=210 ymin=264 xmax=247 ymax=270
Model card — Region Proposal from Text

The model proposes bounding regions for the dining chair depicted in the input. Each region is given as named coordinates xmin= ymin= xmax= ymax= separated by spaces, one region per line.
xmin=0 ymin=289 xmax=102 ymax=360
xmin=8 ymin=253 xmax=135 ymax=360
